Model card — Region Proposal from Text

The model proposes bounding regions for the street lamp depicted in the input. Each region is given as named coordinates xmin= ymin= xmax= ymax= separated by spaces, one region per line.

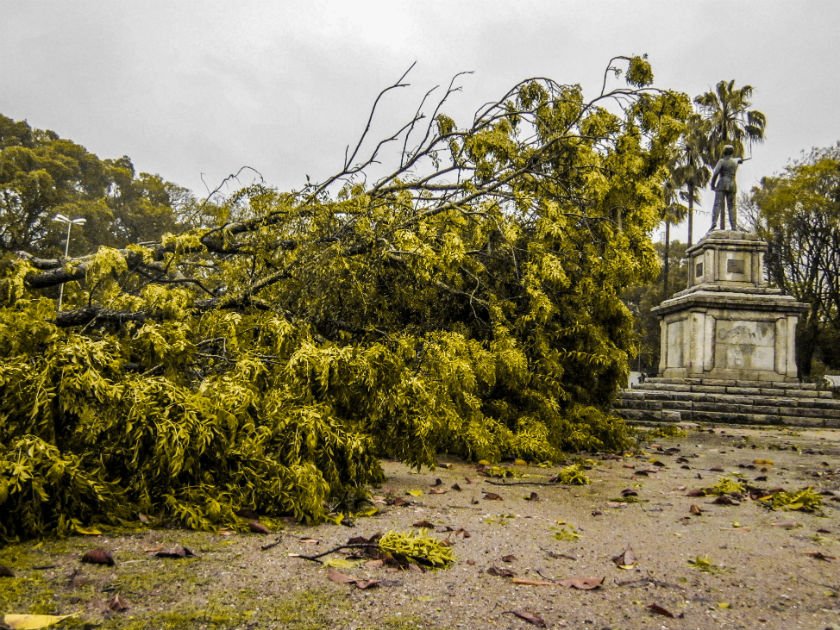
xmin=53 ymin=213 xmax=86 ymax=311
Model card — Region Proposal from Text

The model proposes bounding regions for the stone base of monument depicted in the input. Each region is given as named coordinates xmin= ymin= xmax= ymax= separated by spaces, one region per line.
xmin=613 ymin=230 xmax=840 ymax=427
xmin=654 ymin=230 xmax=807 ymax=382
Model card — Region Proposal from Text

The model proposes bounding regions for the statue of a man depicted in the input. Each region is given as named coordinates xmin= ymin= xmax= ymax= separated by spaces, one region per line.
xmin=709 ymin=145 xmax=743 ymax=231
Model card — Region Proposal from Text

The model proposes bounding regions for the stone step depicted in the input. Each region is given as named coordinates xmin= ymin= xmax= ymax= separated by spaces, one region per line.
xmin=618 ymin=390 xmax=840 ymax=409
xmin=616 ymin=407 xmax=839 ymax=428
xmin=642 ymin=377 xmax=820 ymax=390
xmin=616 ymin=403 xmax=840 ymax=421
xmin=630 ymin=381 xmax=833 ymax=399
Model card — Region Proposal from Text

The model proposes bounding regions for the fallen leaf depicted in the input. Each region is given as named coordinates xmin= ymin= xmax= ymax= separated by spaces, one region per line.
xmin=2 ymin=614 xmax=77 ymax=629
xmin=406 ymin=489 xmax=424 ymax=497
xmin=248 ymin=520 xmax=270 ymax=534
xmin=487 ymin=566 xmax=516 ymax=578
xmin=71 ymin=525 xmax=102 ymax=536
xmin=713 ymin=495 xmax=740 ymax=506
xmin=323 ymin=557 xmax=360 ymax=570
xmin=327 ymin=568 xmax=380 ymax=589
xmin=153 ymin=545 xmax=195 ymax=559
xmin=451 ymin=483 xmax=462 ymax=491
xmin=546 ymin=551 xmax=577 ymax=561
xmin=0 ymin=564 xmax=14 ymax=578
xmin=612 ymin=548 xmax=637 ymax=570
xmin=412 ymin=520 xmax=435 ymax=529
xmin=511 ymin=577 xmax=555 ymax=586
xmin=557 ymin=576 xmax=604 ymax=590
xmin=525 ymin=491 xmax=540 ymax=501
xmin=504 ymin=610 xmax=546 ymax=627
xmin=688 ymin=555 xmax=720 ymax=573
xmin=428 ymin=487 xmax=447 ymax=495
xmin=689 ymin=504 xmax=703 ymax=515
xmin=621 ymin=488 xmax=638 ymax=497
xmin=299 ymin=537 xmax=320 ymax=544
xmin=806 ymin=551 xmax=835 ymax=561
xmin=326 ymin=568 xmax=355 ymax=584
xmin=108 ymin=593 xmax=130 ymax=612
xmin=482 ymin=491 xmax=503 ymax=501
xmin=502 ymin=554 xmax=517 ymax=563
xmin=81 ymin=549 xmax=115 ymax=566
xmin=647 ymin=603 xmax=677 ymax=618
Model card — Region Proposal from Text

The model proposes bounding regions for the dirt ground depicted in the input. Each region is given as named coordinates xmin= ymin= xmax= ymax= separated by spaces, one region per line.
xmin=1 ymin=424 xmax=839 ymax=630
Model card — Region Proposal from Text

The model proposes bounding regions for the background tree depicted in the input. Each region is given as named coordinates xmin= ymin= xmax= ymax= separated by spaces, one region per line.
xmin=0 ymin=57 xmax=693 ymax=539
xmin=660 ymin=177 xmax=688 ymax=296
xmin=694 ymin=79 xmax=767 ymax=165
xmin=748 ymin=144 xmax=840 ymax=378
xmin=669 ymin=114 xmax=711 ymax=245
xmin=622 ymin=240 xmax=688 ymax=374
xmin=0 ymin=114 xmax=190 ymax=257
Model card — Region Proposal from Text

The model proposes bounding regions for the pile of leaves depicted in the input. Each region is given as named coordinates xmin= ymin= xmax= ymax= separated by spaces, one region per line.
xmin=0 ymin=56 xmax=691 ymax=539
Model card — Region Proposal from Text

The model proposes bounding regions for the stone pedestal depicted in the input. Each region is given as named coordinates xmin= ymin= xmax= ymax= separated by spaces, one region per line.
xmin=652 ymin=230 xmax=808 ymax=382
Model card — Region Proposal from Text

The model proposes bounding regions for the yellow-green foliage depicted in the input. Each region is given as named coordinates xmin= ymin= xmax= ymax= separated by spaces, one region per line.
xmin=556 ymin=464 xmax=590 ymax=486
xmin=1 ymin=58 xmax=681 ymax=539
xmin=378 ymin=530 xmax=455 ymax=569
xmin=704 ymin=476 xmax=746 ymax=496
xmin=759 ymin=487 xmax=823 ymax=513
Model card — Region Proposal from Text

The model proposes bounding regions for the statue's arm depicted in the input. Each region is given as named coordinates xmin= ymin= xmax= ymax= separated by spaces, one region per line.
xmin=710 ymin=160 xmax=722 ymax=188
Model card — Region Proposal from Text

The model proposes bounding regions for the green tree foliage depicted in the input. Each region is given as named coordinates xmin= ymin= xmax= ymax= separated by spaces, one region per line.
xmin=0 ymin=114 xmax=190 ymax=256
xmin=0 ymin=57 xmax=692 ymax=539
xmin=749 ymin=144 xmax=840 ymax=377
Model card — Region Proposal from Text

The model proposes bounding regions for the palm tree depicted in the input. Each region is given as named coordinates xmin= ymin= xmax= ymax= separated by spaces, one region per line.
xmin=694 ymin=80 xmax=767 ymax=163
xmin=670 ymin=114 xmax=711 ymax=246
xmin=661 ymin=178 xmax=688 ymax=298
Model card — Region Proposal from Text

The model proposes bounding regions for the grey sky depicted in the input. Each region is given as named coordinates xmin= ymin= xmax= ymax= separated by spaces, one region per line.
xmin=2 ymin=1 xmax=838 ymax=239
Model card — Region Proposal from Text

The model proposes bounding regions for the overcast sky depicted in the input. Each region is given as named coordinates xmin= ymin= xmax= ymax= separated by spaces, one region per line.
xmin=2 ymin=1 xmax=838 ymax=240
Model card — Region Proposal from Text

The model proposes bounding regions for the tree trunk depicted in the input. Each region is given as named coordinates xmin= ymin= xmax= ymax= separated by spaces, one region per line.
xmin=687 ymin=183 xmax=694 ymax=248
xmin=663 ymin=221 xmax=671 ymax=298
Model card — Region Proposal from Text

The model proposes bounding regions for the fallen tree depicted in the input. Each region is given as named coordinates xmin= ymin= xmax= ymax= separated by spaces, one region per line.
xmin=0 ymin=56 xmax=690 ymax=539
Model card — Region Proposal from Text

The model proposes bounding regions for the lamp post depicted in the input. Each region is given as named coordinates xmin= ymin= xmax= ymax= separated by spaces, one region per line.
xmin=53 ymin=213 xmax=86 ymax=311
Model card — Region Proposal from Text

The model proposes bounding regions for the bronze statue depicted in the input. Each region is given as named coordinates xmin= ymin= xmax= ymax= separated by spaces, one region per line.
xmin=709 ymin=145 xmax=744 ymax=231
